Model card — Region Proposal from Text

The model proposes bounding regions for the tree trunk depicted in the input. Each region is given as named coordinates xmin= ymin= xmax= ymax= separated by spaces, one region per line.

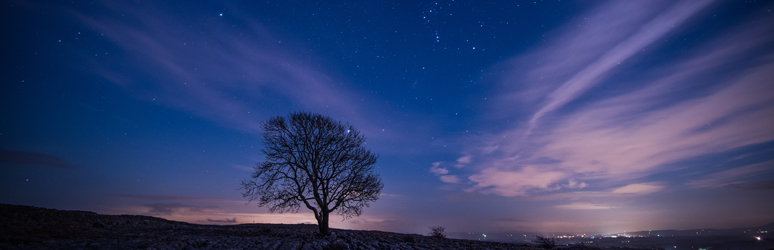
xmin=317 ymin=211 xmax=330 ymax=235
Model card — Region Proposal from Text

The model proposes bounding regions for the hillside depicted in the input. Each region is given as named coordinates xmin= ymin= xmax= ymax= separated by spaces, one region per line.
xmin=0 ymin=204 xmax=543 ymax=250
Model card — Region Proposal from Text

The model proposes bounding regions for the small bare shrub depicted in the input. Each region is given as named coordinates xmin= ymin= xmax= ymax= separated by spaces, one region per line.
xmin=428 ymin=226 xmax=446 ymax=238
xmin=534 ymin=235 xmax=556 ymax=249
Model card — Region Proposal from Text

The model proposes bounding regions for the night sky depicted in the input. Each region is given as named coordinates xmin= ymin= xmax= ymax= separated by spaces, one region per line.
xmin=2 ymin=0 xmax=774 ymax=235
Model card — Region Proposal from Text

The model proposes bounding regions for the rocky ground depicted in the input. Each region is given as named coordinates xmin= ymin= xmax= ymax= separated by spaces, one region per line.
xmin=1 ymin=204 xmax=546 ymax=250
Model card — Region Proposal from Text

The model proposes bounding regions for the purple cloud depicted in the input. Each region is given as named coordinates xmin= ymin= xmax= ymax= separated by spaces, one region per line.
xmin=555 ymin=202 xmax=613 ymax=210
xmin=687 ymin=160 xmax=774 ymax=189
xmin=458 ymin=1 xmax=774 ymax=198
xmin=118 ymin=194 xmax=233 ymax=202
xmin=724 ymin=181 xmax=774 ymax=191
xmin=439 ymin=175 xmax=461 ymax=184
xmin=207 ymin=217 xmax=237 ymax=223
xmin=525 ymin=0 xmax=713 ymax=132
xmin=144 ymin=203 xmax=217 ymax=215
xmin=429 ymin=161 xmax=449 ymax=175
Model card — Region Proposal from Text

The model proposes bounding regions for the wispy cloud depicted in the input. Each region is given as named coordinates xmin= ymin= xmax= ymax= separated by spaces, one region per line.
xmin=525 ymin=0 xmax=714 ymax=132
xmin=724 ymin=181 xmax=774 ymax=191
xmin=233 ymin=164 xmax=255 ymax=172
xmin=555 ymin=202 xmax=613 ymax=210
xmin=144 ymin=203 xmax=217 ymax=216
xmin=380 ymin=193 xmax=405 ymax=198
xmin=440 ymin=175 xmax=461 ymax=184
xmin=431 ymin=162 xmax=463 ymax=184
xmin=0 ymin=149 xmax=72 ymax=168
xmin=207 ymin=218 xmax=237 ymax=223
xmin=118 ymin=194 xmax=234 ymax=203
xmin=686 ymin=160 xmax=774 ymax=189
xmin=467 ymin=167 xmax=565 ymax=197
xmin=67 ymin=1 xmax=421 ymax=149
xmin=458 ymin=0 xmax=774 ymax=198
xmin=454 ymin=155 xmax=472 ymax=168
xmin=429 ymin=161 xmax=449 ymax=175
xmin=611 ymin=183 xmax=664 ymax=195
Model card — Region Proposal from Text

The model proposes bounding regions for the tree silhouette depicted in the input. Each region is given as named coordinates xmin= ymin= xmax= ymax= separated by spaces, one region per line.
xmin=241 ymin=112 xmax=383 ymax=235
xmin=429 ymin=226 xmax=447 ymax=238
xmin=534 ymin=235 xmax=557 ymax=249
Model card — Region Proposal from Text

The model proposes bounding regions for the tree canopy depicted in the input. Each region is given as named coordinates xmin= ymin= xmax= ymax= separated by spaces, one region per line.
xmin=241 ymin=112 xmax=383 ymax=235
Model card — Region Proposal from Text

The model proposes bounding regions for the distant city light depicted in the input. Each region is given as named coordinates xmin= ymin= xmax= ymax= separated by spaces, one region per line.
xmin=756 ymin=236 xmax=762 ymax=241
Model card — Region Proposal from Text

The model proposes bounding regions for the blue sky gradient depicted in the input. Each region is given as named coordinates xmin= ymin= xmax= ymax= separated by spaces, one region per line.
xmin=2 ymin=0 xmax=773 ymax=235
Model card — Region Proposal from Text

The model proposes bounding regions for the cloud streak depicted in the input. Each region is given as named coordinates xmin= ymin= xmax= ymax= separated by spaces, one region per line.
xmin=429 ymin=161 xmax=449 ymax=175
xmin=555 ymin=202 xmax=613 ymax=210
xmin=68 ymin=1 xmax=412 ymax=144
xmin=686 ymin=160 xmax=774 ymax=189
xmin=611 ymin=183 xmax=663 ymax=195
xmin=0 ymin=149 xmax=72 ymax=168
xmin=526 ymin=0 xmax=714 ymax=131
xmin=459 ymin=0 xmax=774 ymax=199
xmin=468 ymin=167 xmax=565 ymax=196
xmin=118 ymin=194 xmax=235 ymax=203
xmin=440 ymin=175 xmax=461 ymax=184
xmin=144 ymin=203 xmax=217 ymax=216
xmin=207 ymin=218 xmax=237 ymax=223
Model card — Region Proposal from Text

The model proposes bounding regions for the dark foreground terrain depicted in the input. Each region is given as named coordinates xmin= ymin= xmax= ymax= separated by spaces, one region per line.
xmin=1 ymin=204 xmax=546 ymax=250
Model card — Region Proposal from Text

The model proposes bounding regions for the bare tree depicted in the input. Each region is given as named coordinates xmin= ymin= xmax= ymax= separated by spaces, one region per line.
xmin=241 ymin=112 xmax=383 ymax=235
xmin=429 ymin=226 xmax=447 ymax=238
